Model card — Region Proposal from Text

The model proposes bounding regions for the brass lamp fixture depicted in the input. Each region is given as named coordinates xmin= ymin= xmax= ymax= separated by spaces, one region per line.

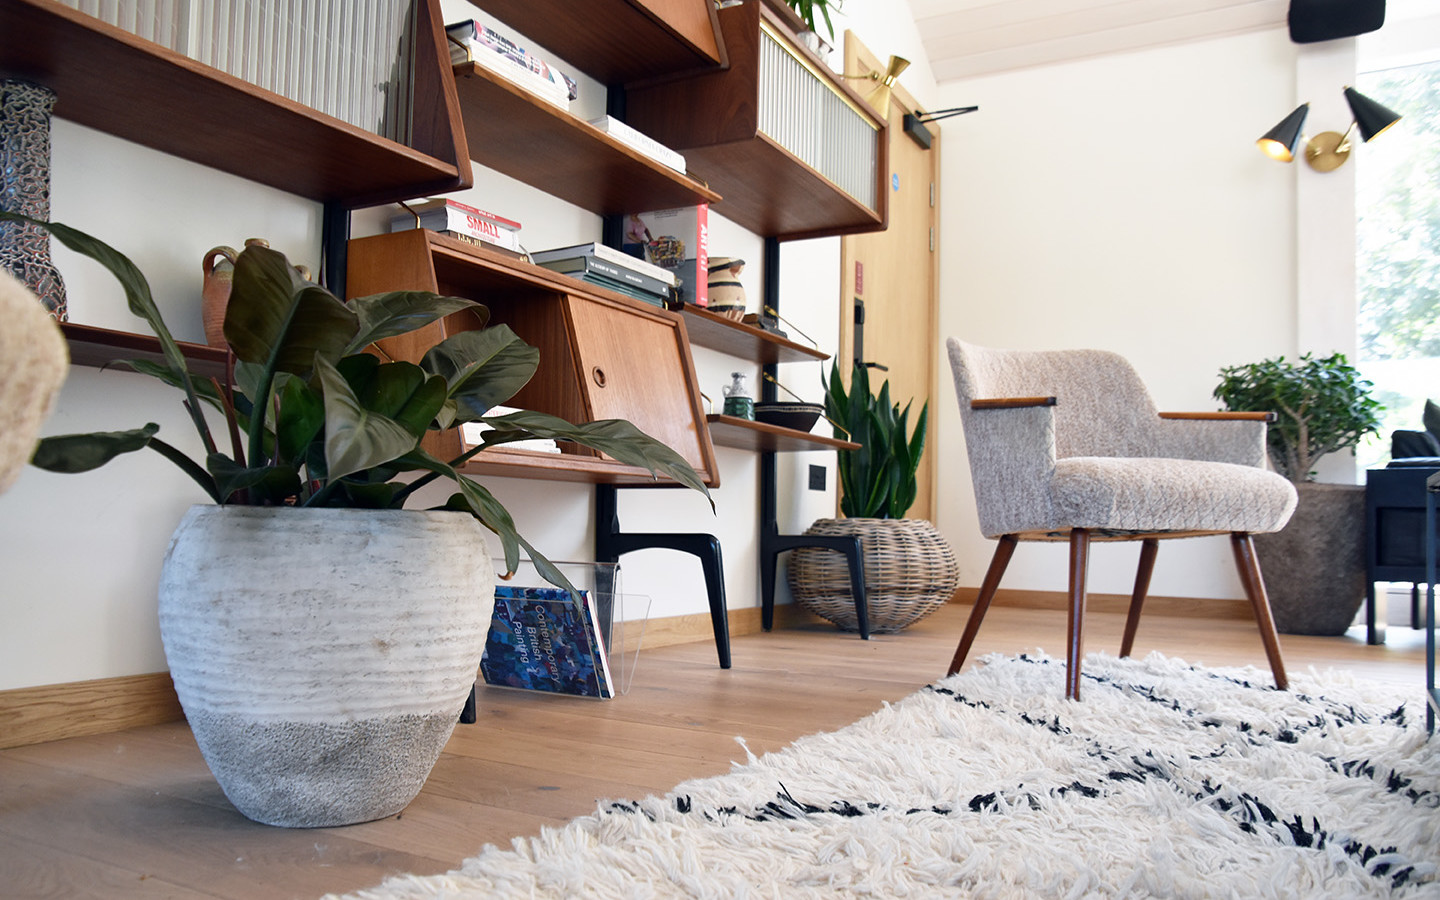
xmin=842 ymin=55 xmax=910 ymax=117
xmin=1257 ymin=87 xmax=1402 ymax=171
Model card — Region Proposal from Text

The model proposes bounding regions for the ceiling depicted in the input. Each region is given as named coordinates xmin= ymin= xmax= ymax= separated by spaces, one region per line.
xmin=910 ymin=0 xmax=1290 ymax=82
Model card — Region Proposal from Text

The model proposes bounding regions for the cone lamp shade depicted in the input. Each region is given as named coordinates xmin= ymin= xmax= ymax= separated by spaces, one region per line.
xmin=1344 ymin=87 xmax=1402 ymax=142
xmin=863 ymin=55 xmax=910 ymax=117
xmin=1258 ymin=103 xmax=1309 ymax=161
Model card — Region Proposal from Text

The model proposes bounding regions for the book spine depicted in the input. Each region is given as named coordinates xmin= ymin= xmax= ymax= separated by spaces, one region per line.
xmin=437 ymin=231 xmax=525 ymax=259
xmin=590 ymin=116 xmax=685 ymax=172
xmin=694 ymin=203 xmax=709 ymax=308
xmin=538 ymin=256 xmax=672 ymax=296
xmin=586 ymin=243 xmax=678 ymax=286
xmin=438 ymin=208 xmax=521 ymax=246
xmin=446 ymin=20 xmax=576 ymax=102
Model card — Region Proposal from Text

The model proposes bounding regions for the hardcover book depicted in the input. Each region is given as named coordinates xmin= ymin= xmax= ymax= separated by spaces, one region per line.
xmin=535 ymin=253 xmax=675 ymax=298
xmin=480 ymin=586 xmax=614 ymax=699
xmin=391 ymin=198 xmax=522 ymax=252
xmin=625 ymin=204 xmax=709 ymax=307
xmin=530 ymin=242 xmax=678 ymax=287
xmin=446 ymin=20 xmax=577 ymax=109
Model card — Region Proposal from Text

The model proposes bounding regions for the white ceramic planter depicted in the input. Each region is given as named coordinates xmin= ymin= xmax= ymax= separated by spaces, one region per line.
xmin=158 ymin=505 xmax=494 ymax=827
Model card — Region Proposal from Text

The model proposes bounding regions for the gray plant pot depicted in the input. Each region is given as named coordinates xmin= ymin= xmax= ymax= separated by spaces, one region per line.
xmin=1253 ymin=482 xmax=1366 ymax=636
xmin=158 ymin=505 xmax=494 ymax=827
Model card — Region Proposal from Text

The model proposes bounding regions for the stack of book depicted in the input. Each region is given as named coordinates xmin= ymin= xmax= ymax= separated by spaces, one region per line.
xmin=530 ymin=242 xmax=678 ymax=307
xmin=446 ymin=19 xmax=577 ymax=111
xmin=390 ymin=197 xmax=523 ymax=257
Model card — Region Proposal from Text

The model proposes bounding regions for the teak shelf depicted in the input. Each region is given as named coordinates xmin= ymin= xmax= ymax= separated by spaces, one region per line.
xmin=450 ymin=62 xmax=721 ymax=217
xmin=0 ymin=0 xmax=471 ymax=207
xmin=60 ymin=322 xmax=229 ymax=381
xmin=706 ymin=414 xmax=858 ymax=453
xmin=467 ymin=0 xmax=727 ymax=87
xmin=680 ymin=306 xmax=827 ymax=365
xmin=625 ymin=0 xmax=888 ymax=241
xmin=345 ymin=229 xmax=719 ymax=488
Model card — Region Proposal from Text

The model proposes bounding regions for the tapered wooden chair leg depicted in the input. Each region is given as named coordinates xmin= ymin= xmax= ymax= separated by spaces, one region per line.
xmin=1066 ymin=529 xmax=1091 ymax=700
xmin=1120 ymin=538 xmax=1159 ymax=658
xmin=948 ymin=534 xmax=1018 ymax=676
xmin=1230 ymin=532 xmax=1289 ymax=690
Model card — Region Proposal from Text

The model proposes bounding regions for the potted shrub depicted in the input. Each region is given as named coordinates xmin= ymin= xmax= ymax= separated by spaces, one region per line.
xmin=5 ymin=212 xmax=710 ymax=827
xmin=787 ymin=360 xmax=958 ymax=633
xmin=1214 ymin=352 xmax=1382 ymax=635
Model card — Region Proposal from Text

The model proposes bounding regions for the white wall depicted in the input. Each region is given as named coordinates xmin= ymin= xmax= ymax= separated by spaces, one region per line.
xmin=0 ymin=0 xmax=933 ymax=692
xmin=932 ymin=28 xmax=1309 ymax=599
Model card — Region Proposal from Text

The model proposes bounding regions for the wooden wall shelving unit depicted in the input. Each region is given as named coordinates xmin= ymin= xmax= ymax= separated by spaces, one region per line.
xmin=59 ymin=323 xmax=228 ymax=380
xmin=681 ymin=306 xmax=826 ymax=366
xmin=450 ymin=62 xmax=720 ymax=216
xmin=346 ymin=229 xmax=719 ymax=488
xmin=0 ymin=0 xmax=471 ymax=207
xmin=706 ymin=414 xmax=856 ymax=453
xmin=467 ymin=0 xmax=728 ymax=86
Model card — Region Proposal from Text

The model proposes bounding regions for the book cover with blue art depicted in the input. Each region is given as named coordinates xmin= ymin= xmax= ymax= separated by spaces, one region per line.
xmin=480 ymin=586 xmax=614 ymax=699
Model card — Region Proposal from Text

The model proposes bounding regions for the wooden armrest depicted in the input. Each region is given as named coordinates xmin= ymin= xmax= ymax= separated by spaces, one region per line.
xmin=971 ymin=397 xmax=1057 ymax=410
xmin=1158 ymin=411 xmax=1277 ymax=423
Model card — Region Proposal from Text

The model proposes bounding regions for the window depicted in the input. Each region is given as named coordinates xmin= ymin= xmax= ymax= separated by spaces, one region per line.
xmin=1355 ymin=57 xmax=1440 ymax=467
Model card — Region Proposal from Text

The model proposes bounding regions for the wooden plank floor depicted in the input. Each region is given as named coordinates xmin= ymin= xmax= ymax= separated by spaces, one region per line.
xmin=0 ymin=604 xmax=1429 ymax=899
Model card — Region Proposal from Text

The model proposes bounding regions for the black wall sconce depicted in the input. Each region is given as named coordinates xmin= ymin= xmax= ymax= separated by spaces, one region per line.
xmin=1258 ymin=86 xmax=1402 ymax=171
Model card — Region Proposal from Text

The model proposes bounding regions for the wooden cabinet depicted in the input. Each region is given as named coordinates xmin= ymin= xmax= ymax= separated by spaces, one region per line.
xmin=346 ymin=229 xmax=718 ymax=487
xmin=466 ymin=0 xmax=728 ymax=86
xmin=1 ymin=0 xmax=471 ymax=207
xmin=625 ymin=0 xmax=888 ymax=240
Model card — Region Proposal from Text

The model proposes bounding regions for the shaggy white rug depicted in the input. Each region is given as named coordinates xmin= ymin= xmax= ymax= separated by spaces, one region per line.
xmin=329 ymin=653 xmax=1440 ymax=899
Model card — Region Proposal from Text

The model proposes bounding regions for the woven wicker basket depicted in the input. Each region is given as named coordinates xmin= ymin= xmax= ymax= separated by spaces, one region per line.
xmin=788 ymin=518 xmax=960 ymax=633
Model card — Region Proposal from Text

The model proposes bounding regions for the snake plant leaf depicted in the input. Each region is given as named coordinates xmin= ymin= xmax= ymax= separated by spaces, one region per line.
xmin=475 ymin=410 xmax=713 ymax=507
xmin=335 ymin=355 xmax=448 ymax=439
xmin=420 ymin=326 xmax=539 ymax=422
xmin=226 ymin=245 xmax=358 ymax=377
xmin=315 ymin=355 xmax=421 ymax=482
xmin=30 ymin=424 xmax=160 ymax=473
xmin=206 ymin=454 xmax=302 ymax=504
xmin=344 ymin=292 xmax=486 ymax=356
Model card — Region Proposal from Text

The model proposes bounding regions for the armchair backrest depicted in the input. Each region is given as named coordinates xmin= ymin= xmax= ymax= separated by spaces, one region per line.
xmin=949 ymin=339 xmax=1162 ymax=459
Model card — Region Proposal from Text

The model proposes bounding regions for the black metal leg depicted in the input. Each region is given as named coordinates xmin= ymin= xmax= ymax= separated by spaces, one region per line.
xmin=761 ymin=532 xmax=868 ymax=638
xmin=595 ymin=485 xmax=731 ymax=668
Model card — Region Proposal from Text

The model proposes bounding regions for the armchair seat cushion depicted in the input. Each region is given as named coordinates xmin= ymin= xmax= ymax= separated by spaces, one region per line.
xmin=1050 ymin=457 xmax=1298 ymax=534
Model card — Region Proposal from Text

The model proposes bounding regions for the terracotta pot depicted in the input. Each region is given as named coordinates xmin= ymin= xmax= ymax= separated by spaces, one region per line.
xmin=157 ymin=506 xmax=494 ymax=827
xmin=1254 ymin=482 xmax=1366 ymax=636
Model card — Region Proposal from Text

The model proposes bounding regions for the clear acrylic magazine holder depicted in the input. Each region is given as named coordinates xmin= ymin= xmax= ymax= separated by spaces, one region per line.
xmin=493 ymin=558 xmax=651 ymax=696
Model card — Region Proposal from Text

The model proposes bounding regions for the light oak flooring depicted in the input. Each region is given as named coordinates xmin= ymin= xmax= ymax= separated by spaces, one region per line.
xmin=0 ymin=604 xmax=1430 ymax=899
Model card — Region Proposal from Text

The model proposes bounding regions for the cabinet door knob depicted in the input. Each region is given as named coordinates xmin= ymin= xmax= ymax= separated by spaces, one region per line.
xmin=591 ymin=366 xmax=607 ymax=388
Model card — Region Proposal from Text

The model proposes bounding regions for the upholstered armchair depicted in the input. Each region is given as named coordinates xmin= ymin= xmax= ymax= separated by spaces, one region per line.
xmin=946 ymin=338 xmax=1298 ymax=699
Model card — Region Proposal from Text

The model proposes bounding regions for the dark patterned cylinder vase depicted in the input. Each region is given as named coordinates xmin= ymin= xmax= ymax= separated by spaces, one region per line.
xmin=0 ymin=79 xmax=66 ymax=321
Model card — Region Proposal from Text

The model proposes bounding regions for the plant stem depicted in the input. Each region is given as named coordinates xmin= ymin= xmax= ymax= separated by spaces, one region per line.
xmin=391 ymin=443 xmax=489 ymax=506
xmin=147 ymin=437 xmax=221 ymax=503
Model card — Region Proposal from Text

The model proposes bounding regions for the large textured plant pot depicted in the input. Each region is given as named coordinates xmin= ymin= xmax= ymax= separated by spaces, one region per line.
xmin=157 ymin=505 xmax=494 ymax=828
xmin=788 ymin=518 xmax=960 ymax=633
xmin=1254 ymin=482 xmax=1366 ymax=636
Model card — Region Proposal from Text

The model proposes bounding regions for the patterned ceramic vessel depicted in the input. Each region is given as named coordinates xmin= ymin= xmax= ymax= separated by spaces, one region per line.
xmin=0 ymin=80 xmax=65 ymax=321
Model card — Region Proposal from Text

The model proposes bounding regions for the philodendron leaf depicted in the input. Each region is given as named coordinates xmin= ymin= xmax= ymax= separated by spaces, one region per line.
xmin=30 ymin=424 xmax=160 ymax=473
xmin=434 ymin=486 xmax=578 ymax=595
xmin=344 ymin=291 xmax=486 ymax=355
xmin=275 ymin=376 xmax=324 ymax=467
xmin=475 ymin=410 xmax=712 ymax=508
xmin=227 ymin=245 xmax=358 ymax=377
xmin=420 ymin=325 xmax=539 ymax=422
xmin=336 ymin=355 xmax=449 ymax=438
xmin=315 ymin=355 xmax=420 ymax=482
xmin=206 ymin=454 xmax=302 ymax=504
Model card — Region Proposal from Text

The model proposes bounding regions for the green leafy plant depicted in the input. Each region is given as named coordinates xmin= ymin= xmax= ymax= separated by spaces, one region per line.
xmin=786 ymin=0 xmax=841 ymax=39
xmin=824 ymin=360 xmax=927 ymax=519
xmin=1213 ymin=352 xmax=1384 ymax=483
xmin=5 ymin=212 xmax=710 ymax=591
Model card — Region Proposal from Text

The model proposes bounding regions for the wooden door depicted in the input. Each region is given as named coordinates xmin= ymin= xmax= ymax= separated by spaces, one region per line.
xmin=838 ymin=33 xmax=941 ymax=521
